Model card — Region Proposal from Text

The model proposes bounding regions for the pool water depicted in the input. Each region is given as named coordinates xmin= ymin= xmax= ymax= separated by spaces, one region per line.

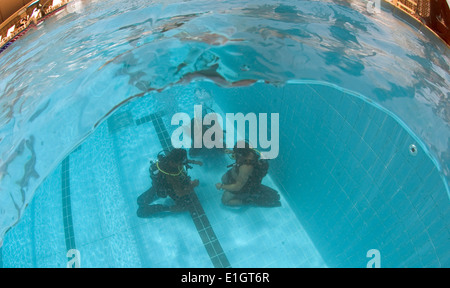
xmin=1 ymin=85 xmax=328 ymax=267
xmin=0 ymin=0 xmax=449 ymax=268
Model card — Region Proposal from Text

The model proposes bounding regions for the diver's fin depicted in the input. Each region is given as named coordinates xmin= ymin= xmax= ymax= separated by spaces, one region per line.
xmin=246 ymin=185 xmax=281 ymax=207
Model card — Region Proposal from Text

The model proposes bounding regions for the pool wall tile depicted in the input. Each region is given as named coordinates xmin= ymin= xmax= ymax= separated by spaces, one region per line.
xmin=215 ymin=82 xmax=449 ymax=267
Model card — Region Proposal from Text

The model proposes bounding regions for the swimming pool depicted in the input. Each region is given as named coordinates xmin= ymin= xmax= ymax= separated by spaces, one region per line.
xmin=0 ymin=0 xmax=449 ymax=268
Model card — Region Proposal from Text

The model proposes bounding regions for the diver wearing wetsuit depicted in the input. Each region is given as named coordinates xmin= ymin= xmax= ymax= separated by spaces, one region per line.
xmin=216 ymin=141 xmax=281 ymax=207
xmin=137 ymin=148 xmax=202 ymax=217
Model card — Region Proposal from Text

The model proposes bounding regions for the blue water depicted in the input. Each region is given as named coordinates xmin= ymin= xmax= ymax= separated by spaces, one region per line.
xmin=0 ymin=0 xmax=449 ymax=267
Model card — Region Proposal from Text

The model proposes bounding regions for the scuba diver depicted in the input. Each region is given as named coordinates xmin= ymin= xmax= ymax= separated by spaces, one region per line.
xmin=137 ymin=148 xmax=203 ymax=218
xmin=215 ymin=141 xmax=281 ymax=207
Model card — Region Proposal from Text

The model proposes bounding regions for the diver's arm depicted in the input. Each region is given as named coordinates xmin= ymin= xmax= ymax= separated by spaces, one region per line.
xmin=218 ymin=165 xmax=252 ymax=192
xmin=187 ymin=160 xmax=203 ymax=166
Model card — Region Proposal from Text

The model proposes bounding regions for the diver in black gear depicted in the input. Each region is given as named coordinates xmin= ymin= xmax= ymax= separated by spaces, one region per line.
xmin=215 ymin=141 xmax=281 ymax=207
xmin=137 ymin=148 xmax=202 ymax=217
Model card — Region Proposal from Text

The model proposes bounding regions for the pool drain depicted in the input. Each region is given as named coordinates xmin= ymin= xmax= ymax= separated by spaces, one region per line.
xmin=409 ymin=144 xmax=418 ymax=156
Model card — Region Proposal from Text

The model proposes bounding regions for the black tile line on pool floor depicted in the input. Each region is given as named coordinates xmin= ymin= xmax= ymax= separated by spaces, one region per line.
xmin=1 ymin=165 xmax=72 ymax=268
xmin=62 ymin=156 xmax=77 ymax=264
xmin=136 ymin=112 xmax=231 ymax=268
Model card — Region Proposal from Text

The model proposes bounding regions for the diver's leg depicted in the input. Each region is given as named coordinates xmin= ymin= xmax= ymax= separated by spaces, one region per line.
xmin=221 ymin=191 xmax=244 ymax=206
xmin=169 ymin=194 xmax=193 ymax=212
xmin=137 ymin=187 xmax=157 ymax=207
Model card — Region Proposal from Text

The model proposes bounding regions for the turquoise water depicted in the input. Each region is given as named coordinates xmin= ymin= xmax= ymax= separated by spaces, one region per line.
xmin=0 ymin=0 xmax=449 ymax=267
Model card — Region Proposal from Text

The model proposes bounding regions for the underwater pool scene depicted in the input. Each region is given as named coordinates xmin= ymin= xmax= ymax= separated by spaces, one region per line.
xmin=0 ymin=0 xmax=449 ymax=268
